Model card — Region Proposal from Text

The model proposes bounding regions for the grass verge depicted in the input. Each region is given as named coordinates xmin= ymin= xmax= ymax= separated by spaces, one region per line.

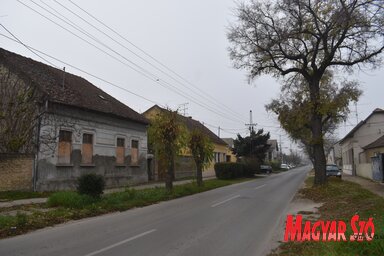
xmin=0 ymin=178 xmax=254 ymax=239
xmin=270 ymin=177 xmax=384 ymax=256
xmin=0 ymin=191 xmax=51 ymax=201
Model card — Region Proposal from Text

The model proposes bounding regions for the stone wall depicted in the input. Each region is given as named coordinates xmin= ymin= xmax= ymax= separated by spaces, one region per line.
xmin=0 ymin=154 xmax=33 ymax=191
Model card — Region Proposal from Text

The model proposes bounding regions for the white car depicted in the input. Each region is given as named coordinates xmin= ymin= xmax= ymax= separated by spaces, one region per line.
xmin=280 ymin=164 xmax=289 ymax=170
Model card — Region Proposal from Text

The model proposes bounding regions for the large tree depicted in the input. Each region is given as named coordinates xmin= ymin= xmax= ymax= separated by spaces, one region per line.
xmin=188 ymin=129 xmax=214 ymax=187
xmin=148 ymin=109 xmax=186 ymax=192
xmin=228 ymin=0 xmax=384 ymax=185
xmin=266 ymin=71 xmax=361 ymax=165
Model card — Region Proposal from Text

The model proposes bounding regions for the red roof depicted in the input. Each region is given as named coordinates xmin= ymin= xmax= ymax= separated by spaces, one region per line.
xmin=0 ymin=48 xmax=148 ymax=124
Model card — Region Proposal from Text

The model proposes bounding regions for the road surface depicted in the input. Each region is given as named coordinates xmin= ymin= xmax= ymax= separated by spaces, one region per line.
xmin=0 ymin=166 xmax=309 ymax=256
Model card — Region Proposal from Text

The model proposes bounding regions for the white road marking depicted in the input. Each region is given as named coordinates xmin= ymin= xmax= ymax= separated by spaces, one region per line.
xmin=83 ymin=229 xmax=156 ymax=256
xmin=254 ymin=184 xmax=266 ymax=190
xmin=211 ymin=195 xmax=241 ymax=208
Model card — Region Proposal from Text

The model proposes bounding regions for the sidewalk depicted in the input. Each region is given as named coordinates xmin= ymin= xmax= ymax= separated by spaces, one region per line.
xmin=342 ymin=174 xmax=384 ymax=198
xmin=0 ymin=176 xmax=216 ymax=209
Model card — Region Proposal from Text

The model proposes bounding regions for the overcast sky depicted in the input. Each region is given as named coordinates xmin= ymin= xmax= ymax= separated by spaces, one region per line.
xmin=1 ymin=0 xmax=384 ymax=155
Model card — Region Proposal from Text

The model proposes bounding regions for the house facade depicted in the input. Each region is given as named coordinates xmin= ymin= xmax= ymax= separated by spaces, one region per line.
xmin=339 ymin=108 xmax=384 ymax=179
xmin=326 ymin=143 xmax=342 ymax=167
xmin=0 ymin=48 xmax=149 ymax=191
xmin=222 ymin=138 xmax=237 ymax=163
xmin=266 ymin=139 xmax=279 ymax=162
xmin=143 ymin=105 xmax=229 ymax=179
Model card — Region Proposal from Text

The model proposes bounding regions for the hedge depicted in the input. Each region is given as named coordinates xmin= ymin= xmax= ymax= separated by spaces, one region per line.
xmin=214 ymin=162 xmax=255 ymax=179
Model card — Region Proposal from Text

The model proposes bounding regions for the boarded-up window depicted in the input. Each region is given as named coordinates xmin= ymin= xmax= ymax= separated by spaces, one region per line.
xmin=82 ymin=133 xmax=93 ymax=164
xmin=58 ymin=130 xmax=72 ymax=164
xmin=131 ymin=140 xmax=139 ymax=165
xmin=116 ymin=138 xmax=125 ymax=165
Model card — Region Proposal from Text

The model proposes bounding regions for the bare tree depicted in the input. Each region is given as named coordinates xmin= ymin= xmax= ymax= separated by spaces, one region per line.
xmin=0 ymin=67 xmax=79 ymax=156
xmin=228 ymin=0 xmax=384 ymax=185
xmin=0 ymin=67 xmax=39 ymax=153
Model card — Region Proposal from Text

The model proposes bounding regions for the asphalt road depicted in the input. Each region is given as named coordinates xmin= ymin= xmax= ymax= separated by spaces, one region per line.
xmin=0 ymin=166 xmax=309 ymax=256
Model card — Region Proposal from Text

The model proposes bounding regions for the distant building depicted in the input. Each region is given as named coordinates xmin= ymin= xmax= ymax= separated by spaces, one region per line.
xmin=266 ymin=139 xmax=279 ymax=162
xmin=143 ymin=105 xmax=229 ymax=179
xmin=326 ymin=143 xmax=342 ymax=167
xmin=221 ymin=138 xmax=237 ymax=162
xmin=0 ymin=48 xmax=149 ymax=191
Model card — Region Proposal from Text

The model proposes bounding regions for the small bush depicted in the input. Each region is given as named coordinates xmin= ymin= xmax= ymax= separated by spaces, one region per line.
xmin=16 ymin=212 xmax=28 ymax=227
xmin=214 ymin=162 xmax=244 ymax=179
xmin=77 ymin=173 xmax=105 ymax=198
xmin=47 ymin=191 xmax=97 ymax=209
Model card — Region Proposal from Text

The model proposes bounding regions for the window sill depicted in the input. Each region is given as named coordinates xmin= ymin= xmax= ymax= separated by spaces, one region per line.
xmin=115 ymin=164 xmax=127 ymax=167
xmin=56 ymin=164 xmax=74 ymax=167
xmin=80 ymin=164 xmax=96 ymax=167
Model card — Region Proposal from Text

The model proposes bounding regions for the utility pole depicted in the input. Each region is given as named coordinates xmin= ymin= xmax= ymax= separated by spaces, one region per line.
xmin=218 ymin=126 xmax=221 ymax=138
xmin=178 ymin=103 xmax=189 ymax=116
xmin=279 ymin=134 xmax=283 ymax=163
xmin=245 ymin=110 xmax=257 ymax=133
xmin=355 ymin=102 xmax=359 ymax=125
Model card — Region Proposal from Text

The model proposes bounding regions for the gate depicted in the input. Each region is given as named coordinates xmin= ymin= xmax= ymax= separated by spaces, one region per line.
xmin=371 ymin=154 xmax=384 ymax=182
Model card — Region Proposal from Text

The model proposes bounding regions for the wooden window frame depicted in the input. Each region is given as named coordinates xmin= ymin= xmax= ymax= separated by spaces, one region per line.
xmin=57 ymin=130 xmax=72 ymax=166
xmin=81 ymin=132 xmax=94 ymax=165
xmin=130 ymin=139 xmax=139 ymax=166
xmin=116 ymin=137 xmax=126 ymax=166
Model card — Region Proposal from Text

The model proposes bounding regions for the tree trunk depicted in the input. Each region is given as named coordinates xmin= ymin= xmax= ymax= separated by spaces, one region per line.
xmin=165 ymin=155 xmax=174 ymax=192
xmin=312 ymin=113 xmax=327 ymax=185
xmin=196 ymin=162 xmax=203 ymax=187
xmin=309 ymin=78 xmax=327 ymax=186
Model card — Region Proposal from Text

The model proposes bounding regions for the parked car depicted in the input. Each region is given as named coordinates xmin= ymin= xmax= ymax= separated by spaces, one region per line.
xmin=326 ymin=164 xmax=342 ymax=178
xmin=280 ymin=163 xmax=289 ymax=170
xmin=260 ymin=165 xmax=272 ymax=174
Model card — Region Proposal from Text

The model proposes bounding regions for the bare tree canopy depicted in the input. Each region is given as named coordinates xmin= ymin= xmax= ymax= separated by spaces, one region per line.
xmin=228 ymin=0 xmax=384 ymax=185
xmin=228 ymin=0 xmax=384 ymax=79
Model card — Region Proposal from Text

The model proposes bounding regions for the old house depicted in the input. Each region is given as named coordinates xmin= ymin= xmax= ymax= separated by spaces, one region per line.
xmin=326 ymin=143 xmax=342 ymax=167
xmin=143 ymin=105 xmax=229 ymax=179
xmin=339 ymin=108 xmax=384 ymax=179
xmin=266 ymin=139 xmax=279 ymax=162
xmin=0 ymin=48 xmax=149 ymax=191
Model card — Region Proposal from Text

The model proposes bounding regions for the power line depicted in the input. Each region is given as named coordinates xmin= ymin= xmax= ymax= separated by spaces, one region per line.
xmin=65 ymin=0 xmax=248 ymax=121
xmin=0 ymin=23 xmax=57 ymax=68
xmin=18 ymin=0 xmax=246 ymax=124
xmin=0 ymin=31 xmax=244 ymax=138
xmin=0 ymin=32 xmax=160 ymax=106
xmin=54 ymin=0 xmax=246 ymax=121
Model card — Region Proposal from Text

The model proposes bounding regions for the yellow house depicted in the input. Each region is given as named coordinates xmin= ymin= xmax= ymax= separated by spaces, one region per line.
xmin=222 ymin=138 xmax=237 ymax=163
xmin=143 ymin=105 xmax=231 ymax=179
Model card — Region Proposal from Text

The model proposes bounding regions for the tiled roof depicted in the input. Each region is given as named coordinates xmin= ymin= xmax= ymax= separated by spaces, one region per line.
xmin=0 ymin=48 xmax=148 ymax=124
xmin=363 ymin=135 xmax=384 ymax=150
xmin=339 ymin=108 xmax=384 ymax=144
xmin=144 ymin=105 xmax=228 ymax=146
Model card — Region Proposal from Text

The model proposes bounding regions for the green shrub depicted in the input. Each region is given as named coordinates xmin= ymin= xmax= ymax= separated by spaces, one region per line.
xmin=16 ymin=212 xmax=28 ymax=227
xmin=242 ymin=163 xmax=255 ymax=177
xmin=77 ymin=173 xmax=105 ymax=198
xmin=47 ymin=191 xmax=97 ymax=209
xmin=268 ymin=160 xmax=281 ymax=171
xmin=214 ymin=162 xmax=244 ymax=179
